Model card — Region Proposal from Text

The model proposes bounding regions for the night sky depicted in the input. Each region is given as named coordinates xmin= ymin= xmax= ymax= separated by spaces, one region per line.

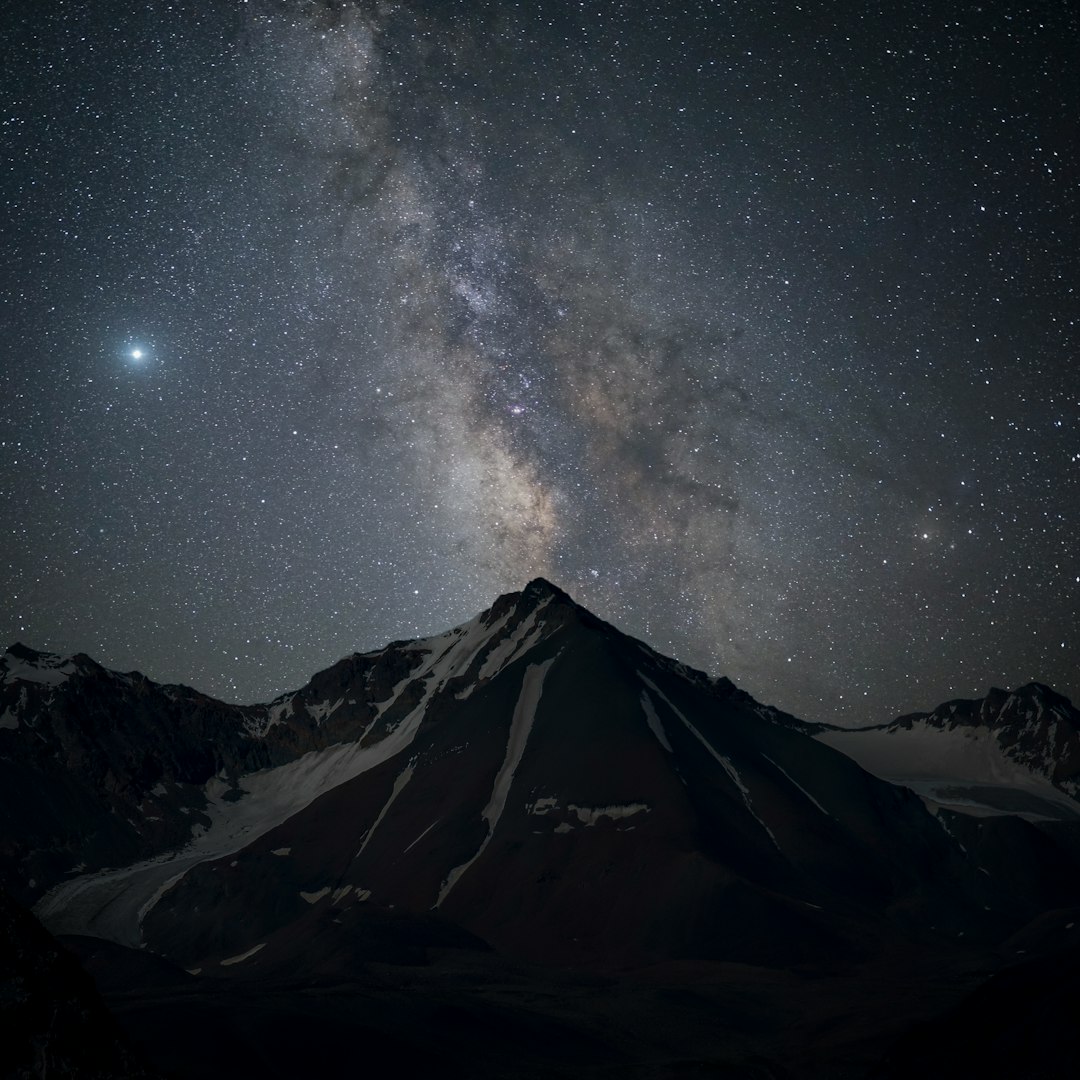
xmin=2 ymin=0 xmax=1077 ymax=725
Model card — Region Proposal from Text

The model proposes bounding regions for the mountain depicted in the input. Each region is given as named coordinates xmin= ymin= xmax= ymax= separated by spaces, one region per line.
xmin=0 ymin=631 xmax=447 ymax=911
xmin=816 ymin=682 xmax=1080 ymax=821
xmin=12 ymin=580 xmax=987 ymax=968
xmin=5 ymin=580 xmax=1080 ymax=1077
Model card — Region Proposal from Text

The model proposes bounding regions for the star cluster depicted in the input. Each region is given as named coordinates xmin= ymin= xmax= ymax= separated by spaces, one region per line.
xmin=2 ymin=0 xmax=1077 ymax=724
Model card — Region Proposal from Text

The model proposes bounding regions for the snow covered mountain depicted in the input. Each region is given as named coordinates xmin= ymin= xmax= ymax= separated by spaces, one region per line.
xmin=2 ymin=579 xmax=1074 ymax=978
xmin=816 ymin=683 xmax=1080 ymax=821
xmin=6 ymin=580 xmax=1080 ymax=1076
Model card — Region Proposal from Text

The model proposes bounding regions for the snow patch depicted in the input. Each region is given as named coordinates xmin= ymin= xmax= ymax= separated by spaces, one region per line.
xmin=567 ymin=803 xmax=649 ymax=826
xmin=136 ymin=870 xmax=185 ymax=926
xmin=529 ymin=798 xmax=649 ymax=827
xmin=924 ymin=807 xmax=968 ymax=852
xmin=300 ymin=887 xmax=331 ymax=904
xmin=270 ymin=847 xmax=291 ymax=857
xmin=913 ymin=780 xmax=1070 ymax=822
xmin=305 ymin=696 xmax=344 ymax=724
xmin=1 ymin=686 xmax=30 ymax=731
xmin=639 ymin=688 xmax=673 ymax=752
xmin=554 ymin=822 xmax=574 ymax=834
xmin=247 ymin=695 xmax=293 ymax=738
xmin=475 ymin=601 xmax=551 ymax=683
xmin=220 ymin=943 xmax=265 ymax=966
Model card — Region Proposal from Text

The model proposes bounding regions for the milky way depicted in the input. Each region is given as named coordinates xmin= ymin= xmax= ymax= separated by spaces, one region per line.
xmin=2 ymin=0 xmax=1077 ymax=724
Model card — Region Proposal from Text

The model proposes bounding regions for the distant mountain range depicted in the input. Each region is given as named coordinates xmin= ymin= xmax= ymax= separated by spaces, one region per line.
xmin=817 ymin=681 xmax=1080 ymax=819
xmin=3 ymin=579 xmax=1079 ymax=1078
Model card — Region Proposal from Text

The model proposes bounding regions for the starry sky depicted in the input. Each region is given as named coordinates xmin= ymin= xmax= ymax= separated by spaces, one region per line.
xmin=2 ymin=0 xmax=1077 ymax=725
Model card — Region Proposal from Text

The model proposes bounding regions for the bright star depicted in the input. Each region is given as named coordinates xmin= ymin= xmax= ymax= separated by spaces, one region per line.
xmin=130 ymin=348 xmax=144 ymax=360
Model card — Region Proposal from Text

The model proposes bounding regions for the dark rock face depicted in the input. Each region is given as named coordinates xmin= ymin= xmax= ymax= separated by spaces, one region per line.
xmin=0 ymin=887 xmax=161 ymax=1079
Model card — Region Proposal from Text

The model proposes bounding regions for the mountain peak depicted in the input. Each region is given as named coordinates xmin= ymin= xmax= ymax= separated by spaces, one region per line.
xmin=484 ymin=578 xmax=578 ymax=625
xmin=1012 ymin=681 xmax=1071 ymax=705
xmin=3 ymin=643 xmax=80 ymax=686
xmin=6 ymin=642 xmax=47 ymax=662
xmin=3 ymin=644 xmax=115 ymax=686
xmin=976 ymin=682 xmax=1075 ymax=719
xmin=521 ymin=577 xmax=574 ymax=605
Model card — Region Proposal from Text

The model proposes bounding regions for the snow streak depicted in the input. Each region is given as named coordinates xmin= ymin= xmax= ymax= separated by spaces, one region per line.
xmin=356 ymin=762 xmax=414 ymax=857
xmin=639 ymin=687 xmax=674 ymax=752
xmin=762 ymin=754 xmax=831 ymax=818
xmin=639 ymin=673 xmax=780 ymax=849
xmin=436 ymin=654 xmax=558 ymax=907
